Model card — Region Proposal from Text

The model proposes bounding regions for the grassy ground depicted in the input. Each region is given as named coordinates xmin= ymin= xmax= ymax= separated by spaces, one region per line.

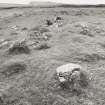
xmin=0 ymin=6 xmax=104 ymax=105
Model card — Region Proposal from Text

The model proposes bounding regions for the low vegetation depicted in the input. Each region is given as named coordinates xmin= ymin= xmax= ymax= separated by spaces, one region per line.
xmin=0 ymin=59 xmax=27 ymax=77
xmin=0 ymin=5 xmax=104 ymax=105
xmin=7 ymin=40 xmax=30 ymax=55
xmin=35 ymin=42 xmax=51 ymax=50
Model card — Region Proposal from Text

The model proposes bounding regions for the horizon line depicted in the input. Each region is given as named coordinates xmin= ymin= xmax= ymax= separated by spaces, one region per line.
xmin=0 ymin=1 xmax=105 ymax=5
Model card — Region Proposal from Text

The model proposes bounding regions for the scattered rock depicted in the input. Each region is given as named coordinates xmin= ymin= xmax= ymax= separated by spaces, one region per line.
xmin=11 ymin=25 xmax=19 ymax=30
xmin=56 ymin=63 xmax=82 ymax=83
xmin=74 ymin=22 xmax=93 ymax=37
xmin=0 ymin=39 xmax=11 ymax=49
xmin=80 ymin=27 xmax=93 ymax=37
xmin=56 ymin=63 xmax=89 ymax=90
xmin=27 ymin=26 xmax=52 ymax=49
xmin=74 ymin=22 xmax=88 ymax=28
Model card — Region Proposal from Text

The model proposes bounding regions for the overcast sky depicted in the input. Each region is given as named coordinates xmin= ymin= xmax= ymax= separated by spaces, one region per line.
xmin=0 ymin=0 xmax=105 ymax=4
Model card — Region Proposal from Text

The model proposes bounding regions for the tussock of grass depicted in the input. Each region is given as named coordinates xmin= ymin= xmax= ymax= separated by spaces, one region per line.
xmin=60 ymin=11 xmax=69 ymax=15
xmin=35 ymin=42 xmax=51 ymax=50
xmin=8 ymin=40 xmax=30 ymax=55
xmin=30 ymin=26 xmax=50 ymax=33
xmin=76 ymin=53 xmax=105 ymax=63
xmin=46 ymin=20 xmax=53 ymax=26
xmin=21 ymin=27 xmax=28 ymax=31
xmin=28 ymin=26 xmax=52 ymax=44
xmin=75 ymin=10 xmax=88 ymax=16
xmin=10 ymin=32 xmax=18 ymax=36
xmin=13 ymin=13 xmax=23 ymax=17
xmin=1 ymin=60 xmax=27 ymax=77
xmin=80 ymin=28 xmax=93 ymax=37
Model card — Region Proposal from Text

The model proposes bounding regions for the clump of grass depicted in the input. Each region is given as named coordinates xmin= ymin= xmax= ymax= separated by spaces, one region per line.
xmin=75 ymin=10 xmax=88 ymax=16
xmin=46 ymin=20 xmax=53 ymax=26
xmin=74 ymin=22 xmax=93 ymax=37
xmin=10 ymin=32 xmax=18 ymax=36
xmin=28 ymin=26 xmax=51 ymax=46
xmin=80 ymin=27 xmax=93 ymax=37
xmin=1 ymin=60 xmax=27 ymax=77
xmin=35 ymin=42 xmax=51 ymax=50
xmin=21 ymin=27 xmax=28 ymax=31
xmin=76 ymin=53 xmax=105 ymax=63
xmin=60 ymin=11 xmax=69 ymax=15
xmin=13 ymin=13 xmax=23 ymax=17
xmin=8 ymin=40 xmax=30 ymax=55
xmin=29 ymin=30 xmax=52 ymax=42
xmin=30 ymin=26 xmax=50 ymax=33
xmin=72 ymin=37 xmax=85 ymax=43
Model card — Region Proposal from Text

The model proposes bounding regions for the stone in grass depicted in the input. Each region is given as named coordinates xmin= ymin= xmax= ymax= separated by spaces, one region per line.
xmin=11 ymin=25 xmax=19 ymax=30
xmin=1 ymin=59 xmax=27 ymax=77
xmin=74 ymin=22 xmax=93 ymax=37
xmin=56 ymin=63 xmax=89 ymax=90
xmin=0 ymin=39 xmax=12 ymax=49
xmin=74 ymin=22 xmax=88 ymax=28
xmin=8 ymin=39 xmax=30 ymax=55
xmin=80 ymin=27 xmax=93 ymax=37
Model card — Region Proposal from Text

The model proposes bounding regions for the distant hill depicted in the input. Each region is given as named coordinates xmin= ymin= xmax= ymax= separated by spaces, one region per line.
xmin=29 ymin=2 xmax=105 ymax=8
xmin=0 ymin=3 xmax=24 ymax=7
xmin=0 ymin=2 xmax=61 ymax=9
xmin=29 ymin=1 xmax=62 ymax=7
xmin=57 ymin=4 xmax=105 ymax=8
xmin=0 ymin=2 xmax=105 ymax=9
xmin=0 ymin=3 xmax=30 ymax=9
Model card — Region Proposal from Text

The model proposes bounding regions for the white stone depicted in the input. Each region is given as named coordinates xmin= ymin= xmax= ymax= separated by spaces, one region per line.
xmin=56 ymin=63 xmax=82 ymax=83
xmin=11 ymin=25 xmax=19 ymax=30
